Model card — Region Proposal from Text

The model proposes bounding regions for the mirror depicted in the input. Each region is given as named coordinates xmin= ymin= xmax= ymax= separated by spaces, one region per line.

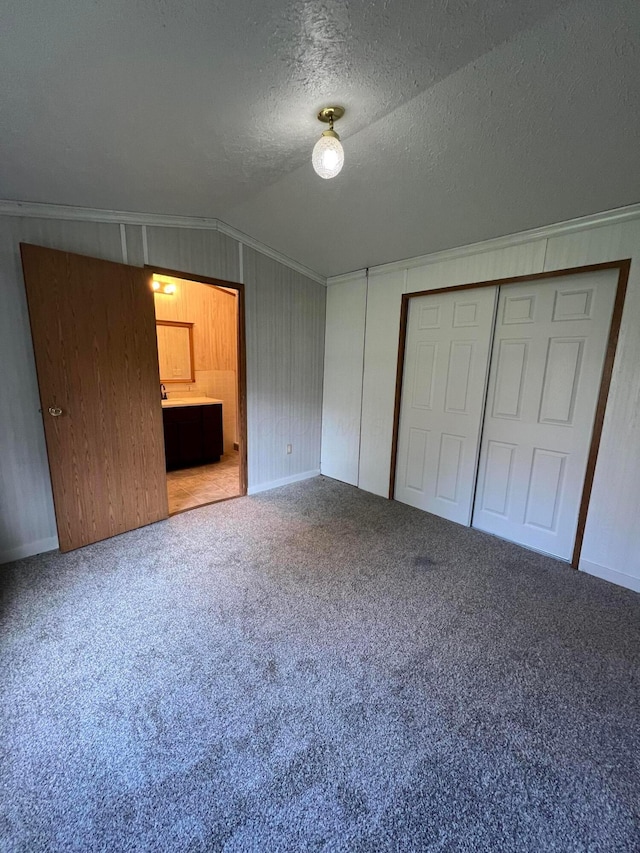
xmin=156 ymin=321 xmax=195 ymax=383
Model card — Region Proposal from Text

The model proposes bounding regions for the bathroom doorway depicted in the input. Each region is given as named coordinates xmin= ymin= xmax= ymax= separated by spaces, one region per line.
xmin=150 ymin=266 xmax=247 ymax=514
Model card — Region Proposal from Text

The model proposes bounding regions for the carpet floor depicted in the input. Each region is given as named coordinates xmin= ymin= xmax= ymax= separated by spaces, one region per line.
xmin=1 ymin=476 xmax=639 ymax=852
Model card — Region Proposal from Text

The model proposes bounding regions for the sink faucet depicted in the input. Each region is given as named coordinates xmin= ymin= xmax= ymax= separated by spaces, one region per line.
xmin=160 ymin=384 xmax=167 ymax=400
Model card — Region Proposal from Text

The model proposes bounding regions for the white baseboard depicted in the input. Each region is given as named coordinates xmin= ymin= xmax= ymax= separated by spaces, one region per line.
xmin=0 ymin=536 xmax=59 ymax=566
xmin=579 ymin=559 xmax=640 ymax=594
xmin=248 ymin=469 xmax=320 ymax=496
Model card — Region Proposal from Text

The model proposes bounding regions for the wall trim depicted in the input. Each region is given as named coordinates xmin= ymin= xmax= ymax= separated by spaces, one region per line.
xmin=4 ymin=199 xmax=638 ymax=288
xmin=0 ymin=536 xmax=59 ymax=565
xmin=0 ymin=199 xmax=327 ymax=287
xmin=119 ymin=223 xmax=128 ymax=263
xmin=238 ymin=241 xmax=244 ymax=285
xmin=338 ymin=202 xmax=640 ymax=279
xmin=579 ymin=559 xmax=640 ymax=594
xmin=247 ymin=469 xmax=320 ymax=495
xmin=327 ymin=269 xmax=367 ymax=287
xmin=215 ymin=222 xmax=324 ymax=287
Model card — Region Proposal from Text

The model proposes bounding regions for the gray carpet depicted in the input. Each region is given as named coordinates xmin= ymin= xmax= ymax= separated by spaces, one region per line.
xmin=1 ymin=477 xmax=639 ymax=852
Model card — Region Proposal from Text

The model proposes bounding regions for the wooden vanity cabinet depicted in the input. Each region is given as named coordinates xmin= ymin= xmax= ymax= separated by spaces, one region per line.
xmin=162 ymin=403 xmax=223 ymax=470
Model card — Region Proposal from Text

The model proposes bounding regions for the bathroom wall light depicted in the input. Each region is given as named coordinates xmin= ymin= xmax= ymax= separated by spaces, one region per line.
xmin=312 ymin=106 xmax=345 ymax=179
xmin=152 ymin=280 xmax=176 ymax=295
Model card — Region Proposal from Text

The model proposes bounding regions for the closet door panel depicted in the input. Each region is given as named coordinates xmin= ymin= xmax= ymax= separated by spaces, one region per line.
xmin=473 ymin=270 xmax=618 ymax=559
xmin=395 ymin=287 xmax=497 ymax=524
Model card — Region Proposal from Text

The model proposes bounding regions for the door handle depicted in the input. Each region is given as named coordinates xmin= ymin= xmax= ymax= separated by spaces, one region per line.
xmin=48 ymin=406 xmax=63 ymax=417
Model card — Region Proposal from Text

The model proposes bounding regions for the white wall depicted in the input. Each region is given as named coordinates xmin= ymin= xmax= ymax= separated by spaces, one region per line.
xmin=320 ymin=272 xmax=367 ymax=486
xmin=243 ymin=248 xmax=325 ymax=492
xmin=0 ymin=209 xmax=326 ymax=563
xmin=322 ymin=208 xmax=640 ymax=593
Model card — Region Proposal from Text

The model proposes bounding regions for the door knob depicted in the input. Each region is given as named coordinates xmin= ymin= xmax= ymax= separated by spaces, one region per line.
xmin=48 ymin=406 xmax=63 ymax=417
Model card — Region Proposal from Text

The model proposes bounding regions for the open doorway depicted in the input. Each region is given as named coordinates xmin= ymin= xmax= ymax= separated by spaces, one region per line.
xmin=150 ymin=266 xmax=247 ymax=515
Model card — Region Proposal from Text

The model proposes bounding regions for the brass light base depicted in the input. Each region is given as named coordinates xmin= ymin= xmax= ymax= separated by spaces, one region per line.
xmin=317 ymin=106 xmax=345 ymax=123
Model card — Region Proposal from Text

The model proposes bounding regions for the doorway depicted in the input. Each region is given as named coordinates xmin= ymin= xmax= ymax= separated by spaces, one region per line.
xmin=150 ymin=266 xmax=247 ymax=515
xmin=390 ymin=261 xmax=630 ymax=566
xmin=20 ymin=244 xmax=247 ymax=553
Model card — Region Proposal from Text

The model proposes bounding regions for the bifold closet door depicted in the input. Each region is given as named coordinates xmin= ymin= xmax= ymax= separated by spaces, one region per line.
xmin=395 ymin=287 xmax=497 ymax=524
xmin=472 ymin=270 xmax=618 ymax=560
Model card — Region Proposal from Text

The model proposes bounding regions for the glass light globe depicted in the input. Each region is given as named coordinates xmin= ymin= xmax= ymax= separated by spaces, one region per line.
xmin=312 ymin=132 xmax=344 ymax=179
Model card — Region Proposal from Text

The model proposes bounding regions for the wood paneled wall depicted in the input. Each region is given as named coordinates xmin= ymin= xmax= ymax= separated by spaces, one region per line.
xmin=154 ymin=277 xmax=237 ymax=373
xmin=244 ymin=248 xmax=325 ymax=489
xmin=321 ymin=272 xmax=367 ymax=486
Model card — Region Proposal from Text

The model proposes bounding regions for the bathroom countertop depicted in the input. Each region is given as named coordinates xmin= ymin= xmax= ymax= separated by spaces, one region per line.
xmin=161 ymin=396 xmax=223 ymax=408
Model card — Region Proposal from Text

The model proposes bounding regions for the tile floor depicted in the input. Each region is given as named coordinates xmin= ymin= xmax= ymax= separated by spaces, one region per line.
xmin=166 ymin=450 xmax=241 ymax=514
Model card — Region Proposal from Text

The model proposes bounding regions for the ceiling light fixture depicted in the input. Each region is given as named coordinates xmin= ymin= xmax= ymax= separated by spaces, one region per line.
xmin=312 ymin=106 xmax=345 ymax=179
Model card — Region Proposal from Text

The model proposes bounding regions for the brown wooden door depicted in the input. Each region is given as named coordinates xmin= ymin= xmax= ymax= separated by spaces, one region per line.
xmin=21 ymin=244 xmax=169 ymax=552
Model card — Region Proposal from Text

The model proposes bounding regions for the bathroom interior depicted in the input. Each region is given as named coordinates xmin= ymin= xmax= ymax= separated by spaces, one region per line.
xmin=153 ymin=273 xmax=241 ymax=514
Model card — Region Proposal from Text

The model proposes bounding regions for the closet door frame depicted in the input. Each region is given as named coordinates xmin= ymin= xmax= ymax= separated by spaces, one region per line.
xmin=389 ymin=259 xmax=631 ymax=568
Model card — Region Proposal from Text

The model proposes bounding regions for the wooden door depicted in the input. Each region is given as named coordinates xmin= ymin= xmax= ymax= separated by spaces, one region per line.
xmin=21 ymin=244 xmax=169 ymax=552
xmin=472 ymin=269 xmax=618 ymax=559
xmin=394 ymin=287 xmax=498 ymax=524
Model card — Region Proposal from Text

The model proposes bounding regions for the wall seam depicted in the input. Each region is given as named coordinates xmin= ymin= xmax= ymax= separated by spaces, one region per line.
xmin=119 ymin=224 xmax=128 ymax=264
xmin=356 ymin=268 xmax=369 ymax=488
xmin=141 ymin=226 xmax=149 ymax=264
xmin=541 ymin=237 xmax=550 ymax=271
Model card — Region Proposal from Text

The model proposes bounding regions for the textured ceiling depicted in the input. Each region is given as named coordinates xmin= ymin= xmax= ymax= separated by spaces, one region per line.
xmin=1 ymin=0 xmax=639 ymax=277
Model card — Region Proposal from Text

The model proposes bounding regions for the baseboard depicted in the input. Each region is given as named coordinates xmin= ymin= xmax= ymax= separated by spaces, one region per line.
xmin=247 ymin=470 xmax=320 ymax=496
xmin=0 ymin=536 xmax=59 ymax=566
xmin=579 ymin=559 xmax=640 ymax=594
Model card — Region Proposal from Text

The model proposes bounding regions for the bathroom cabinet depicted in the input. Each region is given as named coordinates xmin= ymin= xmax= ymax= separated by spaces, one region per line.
xmin=162 ymin=401 xmax=223 ymax=470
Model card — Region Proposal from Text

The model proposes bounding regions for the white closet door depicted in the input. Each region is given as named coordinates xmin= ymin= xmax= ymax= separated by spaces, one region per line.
xmin=395 ymin=287 xmax=498 ymax=524
xmin=472 ymin=270 xmax=618 ymax=559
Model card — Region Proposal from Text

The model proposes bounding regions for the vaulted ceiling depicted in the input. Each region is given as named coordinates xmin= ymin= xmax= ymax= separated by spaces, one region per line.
xmin=2 ymin=0 xmax=639 ymax=277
